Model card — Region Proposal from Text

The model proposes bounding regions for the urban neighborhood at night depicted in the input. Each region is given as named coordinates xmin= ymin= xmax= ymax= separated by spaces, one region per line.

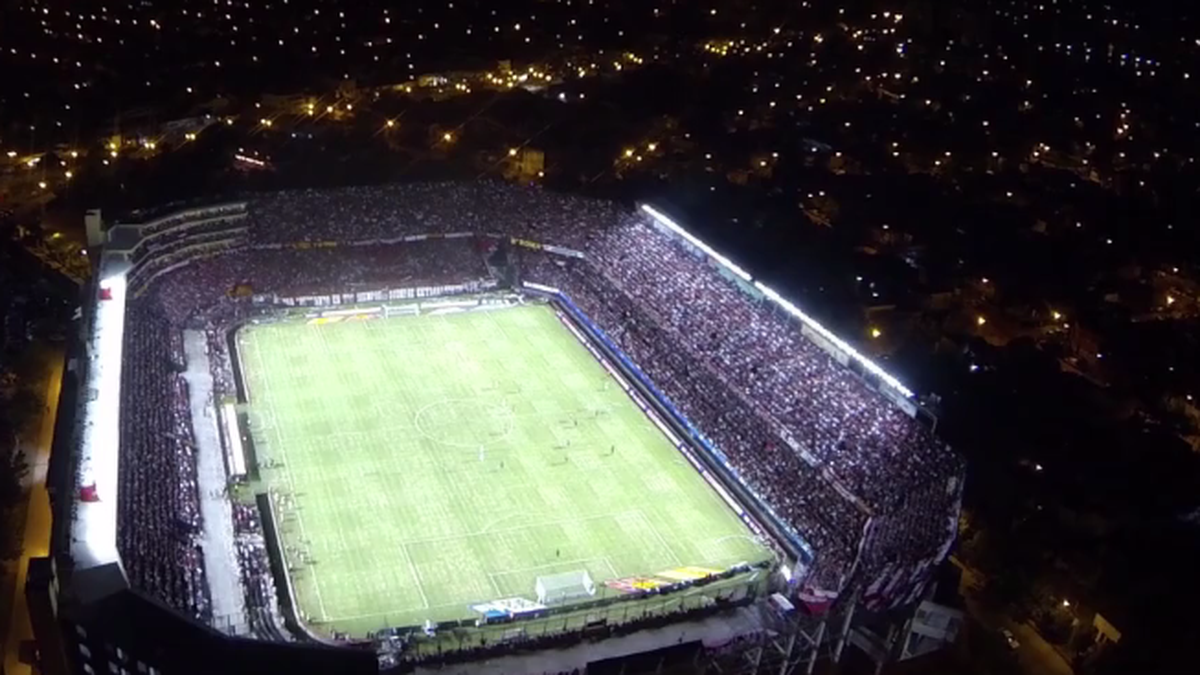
xmin=0 ymin=1 xmax=1197 ymax=674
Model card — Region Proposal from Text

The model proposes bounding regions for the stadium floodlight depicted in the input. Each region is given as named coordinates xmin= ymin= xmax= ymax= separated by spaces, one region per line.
xmin=640 ymin=204 xmax=752 ymax=282
xmin=753 ymin=281 xmax=916 ymax=399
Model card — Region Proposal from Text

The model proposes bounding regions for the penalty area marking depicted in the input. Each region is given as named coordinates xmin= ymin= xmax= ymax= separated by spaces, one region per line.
xmin=485 ymin=556 xmax=619 ymax=591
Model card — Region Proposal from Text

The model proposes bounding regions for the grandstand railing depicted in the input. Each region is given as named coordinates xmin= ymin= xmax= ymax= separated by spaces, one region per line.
xmin=130 ymin=202 xmax=248 ymax=235
xmin=128 ymin=217 xmax=249 ymax=262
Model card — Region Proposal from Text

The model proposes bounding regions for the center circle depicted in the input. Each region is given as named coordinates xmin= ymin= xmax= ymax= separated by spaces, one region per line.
xmin=415 ymin=398 xmax=515 ymax=448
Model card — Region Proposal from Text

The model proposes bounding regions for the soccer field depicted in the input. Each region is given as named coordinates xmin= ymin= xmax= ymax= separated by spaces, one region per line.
xmin=238 ymin=301 xmax=769 ymax=636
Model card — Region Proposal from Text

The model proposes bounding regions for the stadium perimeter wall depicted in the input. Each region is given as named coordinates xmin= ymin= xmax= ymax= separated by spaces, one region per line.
xmin=254 ymin=493 xmax=335 ymax=646
xmin=534 ymin=289 xmax=809 ymax=569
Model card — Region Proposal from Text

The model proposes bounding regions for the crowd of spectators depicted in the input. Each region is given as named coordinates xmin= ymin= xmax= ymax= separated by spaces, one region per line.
xmin=117 ymin=306 xmax=211 ymax=620
xmin=590 ymin=218 xmax=958 ymax=511
xmin=130 ymin=217 xmax=248 ymax=267
xmin=524 ymin=246 xmax=960 ymax=597
xmin=525 ymin=256 xmax=862 ymax=592
xmin=112 ymin=182 xmax=961 ymax=625
xmin=229 ymin=503 xmax=293 ymax=641
xmin=245 ymin=182 xmax=618 ymax=249
xmin=133 ymin=202 xmax=248 ymax=238
xmin=138 ymin=238 xmax=490 ymax=325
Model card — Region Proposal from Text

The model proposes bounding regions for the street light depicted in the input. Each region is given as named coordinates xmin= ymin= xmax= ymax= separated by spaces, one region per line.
xmin=976 ymin=315 xmax=987 ymax=326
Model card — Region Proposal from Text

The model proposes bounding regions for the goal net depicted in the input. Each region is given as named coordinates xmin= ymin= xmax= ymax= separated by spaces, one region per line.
xmin=534 ymin=570 xmax=596 ymax=605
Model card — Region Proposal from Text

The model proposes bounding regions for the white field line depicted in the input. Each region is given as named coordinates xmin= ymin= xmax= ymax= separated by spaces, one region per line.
xmin=400 ymin=510 xmax=644 ymax=548
xmin=399 ymin=543 xmax=431 ymax=609
xmin=486 ymin=557 xmax=607 ymax=581
xmin=604 ymin=557 xmax=619 ymax=578
xmin=251 ymin=335 xmax=330 ymax=622
xmin=638 ymin=509 xmax=684 ymax=567
xmin=251 ymin=307 xmax=756 ymax=628
xmin=325 ymin=599 xmax=474 ymax=623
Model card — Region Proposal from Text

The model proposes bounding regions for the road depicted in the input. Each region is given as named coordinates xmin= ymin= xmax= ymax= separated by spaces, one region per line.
xmin=2 ymin=350 xmax=63 ymax=675
xmin=953 ymin=557 xmax=1074 ymax=675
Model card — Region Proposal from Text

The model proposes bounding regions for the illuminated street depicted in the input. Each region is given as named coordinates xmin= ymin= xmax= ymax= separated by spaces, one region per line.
xmin=3 ymin=350 xmax=63 ymax=675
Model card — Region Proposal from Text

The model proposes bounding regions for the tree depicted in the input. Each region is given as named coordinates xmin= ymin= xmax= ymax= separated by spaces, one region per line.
xmin=0 ymin=444 xmax=29 ymax=559
xmin=0 ymin=444 xmax=29 ymax=509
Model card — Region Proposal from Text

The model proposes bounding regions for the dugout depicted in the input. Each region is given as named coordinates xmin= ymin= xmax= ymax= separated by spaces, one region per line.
xmin=535 ymin=571 xmax=596 ymax=605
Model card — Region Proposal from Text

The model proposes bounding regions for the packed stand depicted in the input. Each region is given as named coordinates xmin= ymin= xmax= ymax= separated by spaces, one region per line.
xmin=140 ymin=238 xmax=490 ymax=325
xmin=134 ymin=202 xmax=247 ymax=238
xmin=233 ymin=503 xmax=289 ymax=641
xmin=130 ymin=216 xmax=248 ymax=266
xmin=117 ymin=306 xmax=211 ymax=620
xmin=524 ymin=254 xmax=863 ymax=591
xmin=588 ymin=217 xmax=955 ymax=512
xmin=247 ymin=182 xmax=621 ymax=250
xmin=112 ymin=182 xmax=960 ymax=618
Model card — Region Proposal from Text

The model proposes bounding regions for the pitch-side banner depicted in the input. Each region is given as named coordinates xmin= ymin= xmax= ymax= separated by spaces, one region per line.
xmin=511 ymin=237 xmax=543 ymax=250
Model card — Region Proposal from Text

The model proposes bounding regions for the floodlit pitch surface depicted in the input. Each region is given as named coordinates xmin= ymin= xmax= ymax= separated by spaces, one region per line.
xmin=239 ymin=302 xmax=768 ymax=635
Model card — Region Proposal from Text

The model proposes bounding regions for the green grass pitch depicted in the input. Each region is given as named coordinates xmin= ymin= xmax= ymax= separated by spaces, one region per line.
xmin=238 ymin=302 xmax=769 ymax=636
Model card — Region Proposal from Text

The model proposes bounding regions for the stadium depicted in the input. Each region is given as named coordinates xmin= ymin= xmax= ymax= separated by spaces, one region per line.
xmin=28 ymin=183 xmax=964 ymax=675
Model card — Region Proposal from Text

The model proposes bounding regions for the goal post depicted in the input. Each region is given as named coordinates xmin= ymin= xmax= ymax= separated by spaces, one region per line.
xmin=534 ymin=570 xmax=596 ymax=605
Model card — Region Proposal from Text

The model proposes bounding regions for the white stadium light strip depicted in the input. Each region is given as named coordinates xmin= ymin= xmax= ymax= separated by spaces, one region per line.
xmin=72 ymin=270 xmax=127 ymax=569
xmin=640 ymin=203 xmax=914 ymax=399
xmin=641 ymin=204 xmax=753 ymax=282
xmin=753 ymin=281 xmax=915 ymax=398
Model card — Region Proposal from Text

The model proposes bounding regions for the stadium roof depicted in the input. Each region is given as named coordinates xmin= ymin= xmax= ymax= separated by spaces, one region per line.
xmin=65 ymin=586 xmax=377 ymax=675
xmin=70 ymin=264 xmax=128 ymax=570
